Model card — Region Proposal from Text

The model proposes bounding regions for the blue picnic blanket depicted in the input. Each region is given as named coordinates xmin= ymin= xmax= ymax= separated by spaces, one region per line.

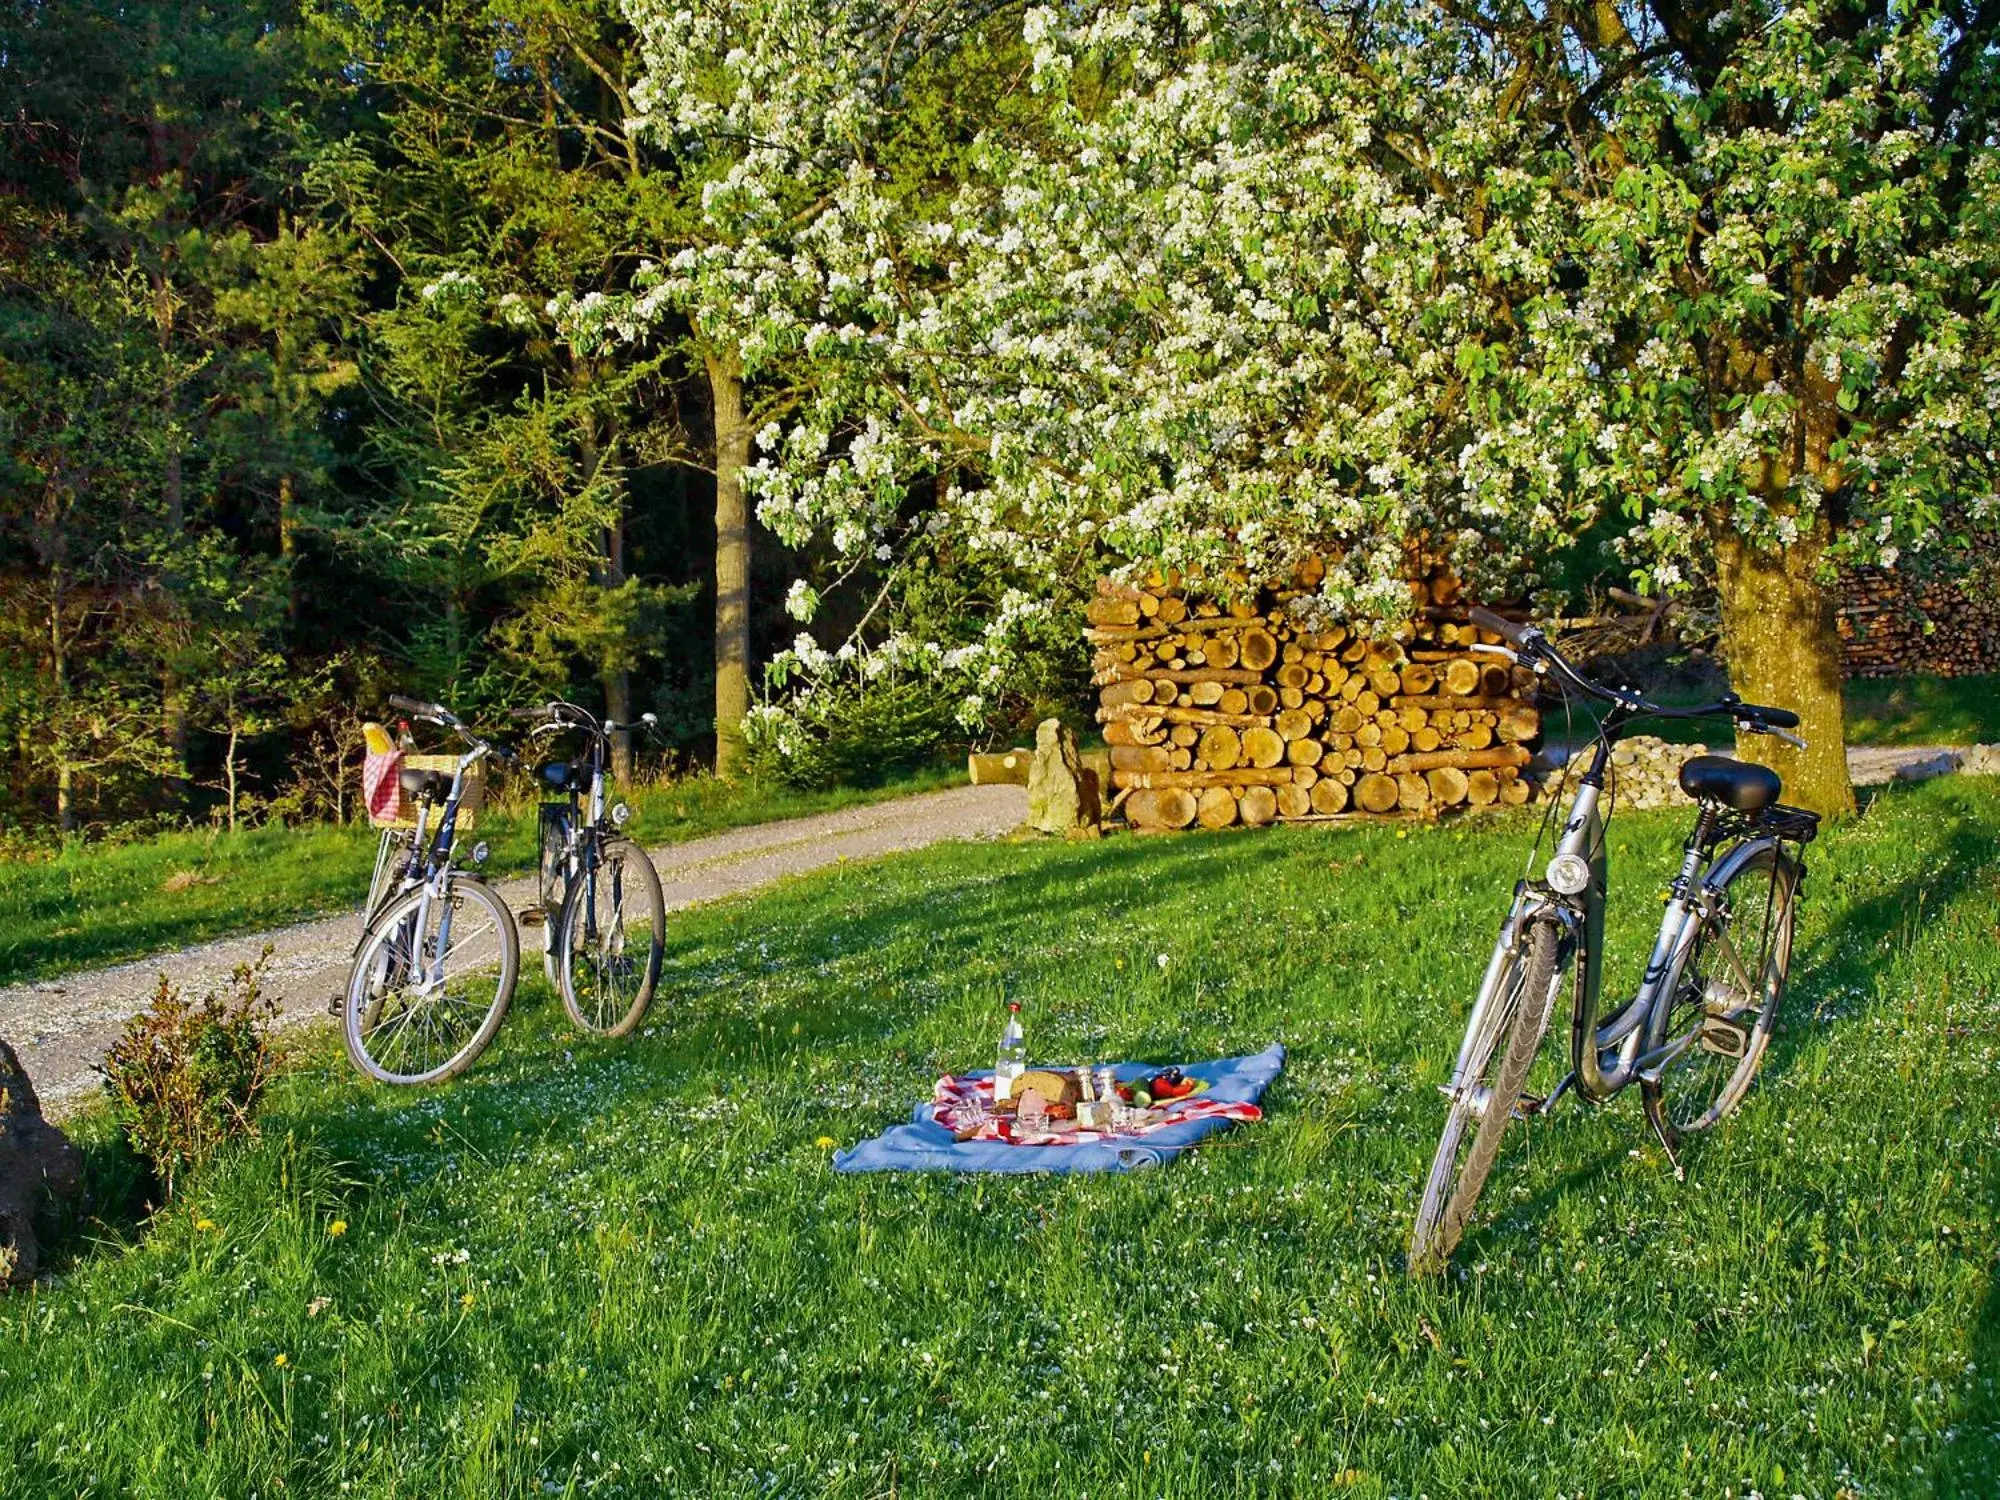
xmin=831 ymin=1043 xmax=1285 ymax=1174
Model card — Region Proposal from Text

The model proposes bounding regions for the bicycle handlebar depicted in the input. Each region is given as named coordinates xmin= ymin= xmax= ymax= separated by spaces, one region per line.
xmin=1467 ymin=606 xmax=1807 ymax=748
xmin=387 ymin=693 xmax=449 ymax=720
xmin=1466 ymin=605 xmax=1529 ymax=649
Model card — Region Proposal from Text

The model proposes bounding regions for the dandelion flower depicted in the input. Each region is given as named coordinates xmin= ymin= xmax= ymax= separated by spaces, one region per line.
xmin=460 ymin=1292 xmax=476 ymax=1310
xmin=194 ymin=1218 xmax=217 ymax=1234
xmin=814 ymin=1136 xmax=837 ymax=1150
xmin=327 ymin=1220 xmax=348 ymax=1238
xmin=273 ymin=1353 xmax=289 ymax=1369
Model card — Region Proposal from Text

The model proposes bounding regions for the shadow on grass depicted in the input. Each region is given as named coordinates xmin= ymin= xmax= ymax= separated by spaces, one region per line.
xmin=41 ymin=1114 xmax=157 ymax=1272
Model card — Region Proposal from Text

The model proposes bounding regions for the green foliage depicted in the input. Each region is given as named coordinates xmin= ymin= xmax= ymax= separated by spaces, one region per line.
xmin=4 ymin=777 xmax=1997 ymax=1491
xmin=743 ymin=672 xmax=964 ymax=789
xmin=100 ymin=956 xmax=286 ymax=1198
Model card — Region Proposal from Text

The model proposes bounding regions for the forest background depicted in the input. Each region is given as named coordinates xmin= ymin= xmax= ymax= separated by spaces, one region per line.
xmin=4 ymin=0 xmax=1995 ymax=846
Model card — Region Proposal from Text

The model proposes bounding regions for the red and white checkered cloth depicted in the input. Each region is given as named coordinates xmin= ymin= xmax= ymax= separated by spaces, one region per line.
xmin=930 ymin=1072 xmax=1262 ymax=1147
xmin=362 ymin=750 xmax=404 ymax=824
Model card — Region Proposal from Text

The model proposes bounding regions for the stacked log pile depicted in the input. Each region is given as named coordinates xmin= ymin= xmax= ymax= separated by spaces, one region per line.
xmin=1088 ymin=579 xmax=1541 ymax=833
xmin=1840 ymin=566 xmax=2000 ymax=678
xmin=1605 ymin=736 xmax=1709 ymax=811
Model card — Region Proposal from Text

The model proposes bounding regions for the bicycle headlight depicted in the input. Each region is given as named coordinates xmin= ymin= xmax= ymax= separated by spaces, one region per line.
xmin=471 ymin=840 xmax=490 ymax=865
xmin=611 ymin=802 xmax=631 ymax=827
xmin=1545 ymin=852 xmax=1591 ymax=896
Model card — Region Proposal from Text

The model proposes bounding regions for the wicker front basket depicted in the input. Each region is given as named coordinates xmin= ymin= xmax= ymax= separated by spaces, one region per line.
xmin=366 ymin=753 xmax=484 ymax=830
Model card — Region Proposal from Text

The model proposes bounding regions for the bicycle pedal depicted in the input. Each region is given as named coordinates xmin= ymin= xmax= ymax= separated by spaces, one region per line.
xmin=1515 ymin=1091 xmax=1547 ymax=1117
xmin=324 ymin=992 xmax=342 ymax=1016
xmin=517 ymin=905 xmax=548 ymax=929
xmin=1699 ymin=1016 xmax=1751 ymax=1060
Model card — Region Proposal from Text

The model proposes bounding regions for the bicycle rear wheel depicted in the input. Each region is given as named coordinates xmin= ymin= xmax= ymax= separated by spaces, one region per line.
xmin=1410 ymin=921 xmax=1562 ymax=1276
xmin=556 ymin=836 xmax=664 ymax=1037
xmin=344 ymin=876 xmax=518 ymax=1084
xmin=534 ymin=803 xmax=575 ymax=989
xmin=1643 ymin=844 xmax=1798 ymax=1145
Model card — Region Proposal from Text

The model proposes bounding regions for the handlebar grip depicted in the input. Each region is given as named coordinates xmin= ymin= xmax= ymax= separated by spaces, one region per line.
xmin=387 ymin=693 xmax=445 ymax=718
xmin=1743 ymin=704 xmax=1800 ymax=730
xmin=507 ymin=705 xmax=556 ymax=721
xmin=1466 ymin=606 xmax=1528 ymax=647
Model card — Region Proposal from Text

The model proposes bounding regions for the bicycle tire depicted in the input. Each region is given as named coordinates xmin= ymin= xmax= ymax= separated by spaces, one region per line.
xmin=1643 ymin=844 xmax=1798 ymax=1146
xmin=536 ymin=804 xmax=574 ymax=989
xmin=1410 ymin=921 xmax=1561 ymax=1275
xmin=343 ymin=876 xmax=518 ymax=1085
xmin=556 ymin=836 xmax=664 ymax=1038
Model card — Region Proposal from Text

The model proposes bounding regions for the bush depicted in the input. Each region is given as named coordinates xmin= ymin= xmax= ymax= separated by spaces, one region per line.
xmin=744 ymin=673 xmax=963 ymax=789
xmin=100 ymin=953 xmax=284 ymax=1199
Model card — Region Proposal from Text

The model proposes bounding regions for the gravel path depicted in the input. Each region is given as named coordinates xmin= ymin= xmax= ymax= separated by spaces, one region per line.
xmin=5 ymin=783 xmax=1026 ymax=1116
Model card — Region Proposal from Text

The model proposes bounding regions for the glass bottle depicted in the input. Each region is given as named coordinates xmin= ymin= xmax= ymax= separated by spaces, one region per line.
xmin=994 ymin=1002 xmax=1026 ymax=1100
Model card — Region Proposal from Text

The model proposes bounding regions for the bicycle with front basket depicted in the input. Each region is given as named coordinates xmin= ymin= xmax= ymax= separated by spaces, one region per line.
xmin=341 ymin=695 xmax=520 ymax=1085
xmin=1409 ymin=608 xmax=1820 ymax=1275
xmin=514 ymin=700 xmax=666 ymax=1037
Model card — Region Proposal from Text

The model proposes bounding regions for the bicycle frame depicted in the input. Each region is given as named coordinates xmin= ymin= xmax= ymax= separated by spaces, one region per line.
xmin=356 ymin=739 xmax=491 ymax=993
xmin=1449 ymin=722 xmax=1792 ymax=1114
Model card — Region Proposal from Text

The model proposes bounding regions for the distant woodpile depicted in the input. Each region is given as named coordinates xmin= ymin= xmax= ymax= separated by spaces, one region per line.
xmin=1088 ymin=571 xmax=1539 ymax=833
xmin=1840 ymin=566 xmax=2000 ymax=678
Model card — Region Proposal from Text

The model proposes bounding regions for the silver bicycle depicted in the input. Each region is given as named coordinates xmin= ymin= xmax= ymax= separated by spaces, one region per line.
xmin=341 ymin=695 xmax=520 ymax=1085
xmin=1409 ymin=608 xmax=1819 ymax=1275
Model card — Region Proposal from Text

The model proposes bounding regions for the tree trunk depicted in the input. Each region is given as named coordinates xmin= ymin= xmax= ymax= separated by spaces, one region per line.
xmin=279 ymin=471 xmax=298 ymax=621
xmin=49 ymin=574 xmax=74 ymax=834
xmin=706 ymin=349 xmax=752 ymax=780
xmin=581 ymin=399 xmax=636 ymax=786
xmin=225 ymin=723 xmax=241 ymax=834
xmin=603 ymin=666 xmax=634 ymax=785
xmin=1713 ymin=518 xmax=1856 ymax=821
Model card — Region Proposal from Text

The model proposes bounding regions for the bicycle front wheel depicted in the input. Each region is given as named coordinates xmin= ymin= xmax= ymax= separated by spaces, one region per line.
xmin=1410 ymin=921 xmax=1562 ymax=1276
xmin=343 ymin=876 xmax=518 ymax=1085
xmin=1643 ymin=844 xmax=1799 ymax=1145
xmin=556 ymin=836 xmax=664 ymax=1037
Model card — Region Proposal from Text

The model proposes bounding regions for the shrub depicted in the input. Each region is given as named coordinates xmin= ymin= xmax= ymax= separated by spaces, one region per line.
xmin=744 ymin=673 xmax=963 ymax=789
xmin=100 ymin=953 xmax=284 ymax=1199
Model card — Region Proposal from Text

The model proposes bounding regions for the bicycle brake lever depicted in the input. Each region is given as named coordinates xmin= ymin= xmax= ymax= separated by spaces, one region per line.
xmin=1739 ymin=719 xmax=1808 ymax=751
xmin=1468 ymin=643 xmax=1518 ymax=663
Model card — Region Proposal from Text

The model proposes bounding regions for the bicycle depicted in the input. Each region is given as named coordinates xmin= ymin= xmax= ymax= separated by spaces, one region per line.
xmin=1408 ymin=607 xmax=1820 ymax=1275
xmin=513 ymin=701 xmax=666 ymax=1037
xmin=341 ymin=695 xmax=520 ymax=1085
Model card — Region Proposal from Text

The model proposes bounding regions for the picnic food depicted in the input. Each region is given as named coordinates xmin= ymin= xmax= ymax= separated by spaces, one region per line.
xmin=1009 ymin=1069 xmax=1081 ymax=1105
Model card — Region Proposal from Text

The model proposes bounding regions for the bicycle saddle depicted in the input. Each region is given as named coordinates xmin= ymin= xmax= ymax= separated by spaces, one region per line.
xmin=1678 ymin=754 xmax=1781 ymax=812
xmin=398 ymin=766 xmax=450 ymax=801
xmin=538 ymin=760 xmax=582 ymax=790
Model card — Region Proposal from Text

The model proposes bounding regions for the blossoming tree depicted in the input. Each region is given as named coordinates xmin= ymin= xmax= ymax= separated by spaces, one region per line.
xmin=612 ymin=0 xmax=1997 ymax=816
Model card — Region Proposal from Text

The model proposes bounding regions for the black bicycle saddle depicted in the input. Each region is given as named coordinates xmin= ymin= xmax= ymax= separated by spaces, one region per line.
xmin=1678 ymin=754 xmax=1781 ymax=812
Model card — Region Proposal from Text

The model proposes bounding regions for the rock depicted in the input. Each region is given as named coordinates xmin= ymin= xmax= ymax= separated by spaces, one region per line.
xmin=1957 ymin=744 xmax=2000 ymax=777
xmin=1025 ymin=718 xmax=1102 ymax=838
xmin=0 ymin=1037 xmax=82 ymax=1287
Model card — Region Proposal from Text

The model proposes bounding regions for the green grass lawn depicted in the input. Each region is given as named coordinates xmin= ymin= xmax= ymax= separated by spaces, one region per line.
xmin=1590 ymin=672 xmax=2000 ymax=749
xmin=7 ymin=775 xmax=1998 ymax=1496
xmin=0 ymin=767 xmax=957 ymax=988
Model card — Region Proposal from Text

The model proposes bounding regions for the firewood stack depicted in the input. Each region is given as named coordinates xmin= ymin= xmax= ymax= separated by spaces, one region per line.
xmin=1088 ymin=573 xmax=1541 ymax=833
xmin=1839 ymin=566 xmax=2000 ymax=678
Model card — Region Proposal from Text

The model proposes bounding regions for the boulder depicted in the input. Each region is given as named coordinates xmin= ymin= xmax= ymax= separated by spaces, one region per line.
xmin=0 ymin=1039 xmax=82 ymax=1287
xmin=1025 ymin=718 xmax=1102 ymax=838
xmin=1957 ymin=744 xmax=2000 ymax=777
